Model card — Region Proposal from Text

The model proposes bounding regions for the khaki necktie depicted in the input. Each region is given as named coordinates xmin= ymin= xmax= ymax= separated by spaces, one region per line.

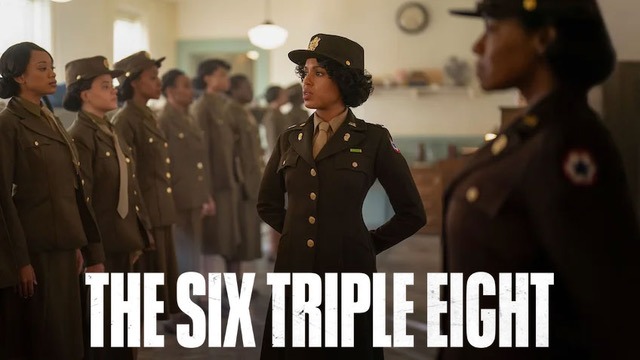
xmin=99 ymin=124 xmax=129 ymax=218
xmin=313 ymin=121 xmax=331 ymax=158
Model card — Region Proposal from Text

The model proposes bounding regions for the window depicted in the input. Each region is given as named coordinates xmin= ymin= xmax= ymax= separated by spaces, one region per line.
xmin=113 ymin=15 xmax=149 ymax=62
xmin=0 ymin=0 xmax=52 ymax=54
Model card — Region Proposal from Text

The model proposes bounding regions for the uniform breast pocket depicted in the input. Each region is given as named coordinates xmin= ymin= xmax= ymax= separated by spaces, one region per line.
xmin=452 ymin=167 xmax=522 ymax=220
xmin=334 ymin=154 xmax=373 ymax=181
xmin=21 ymin=138 xmax=52 ymax=162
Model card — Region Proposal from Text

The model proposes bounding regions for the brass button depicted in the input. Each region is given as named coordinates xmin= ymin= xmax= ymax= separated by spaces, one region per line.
xmin=352 ymin=162 xmax=358 ymax=168
xmin=310 ymin=169 xmax=317 ymax=177
xmin=197 ymin=162 xmax=204 ymax=169
xmin=105 ymin=151 xmax=111 ymax=157
xmin=133 ymin=190 xmax=137 ymax=195
xmin=343 ymin=133 xmax=350 ymax=141
xmin=148 ymin=137 xmax=154 ymax=143
xmin=310 ymin=192 xmax=317 ymax=200
xmin=132 ymin=173 xmax=136 ymax=178
xmin=165 ymin=158 xmax=171 ymax=164
xmin=345 ymin=60 xmax=351 ymax=66
xmin=164 ymin=142 xmax=168 ymax=148
xmin=282 ymin=160 xmax=286 ymax=165
xmin=125 ymin=157 xmax=131 ymax=163
xmin=166 ymin=187 xmax=172 ymax=194
xmin=308 ymin=216 xmax=316 ymax=224
xmin=166 ymin=172 xmax=171 ymax=179
xmin=178 ymin=132 xmax=185 ymax=139
xmin=135 ymin=205 xmax=140 ymax=212
xmin=307 ymin=239 xmax=315 ymax=248
xmin=86 ymin=196 xmax=90 ymax=203
xmin=491 ymin=135 xmax=508 ymax=155
xmin=34 ymin=141 xmax=39 ymax=146
xmin=298 ymin=133 xmax=303 ymax=141
xmin=81 ymin=179 xmax=85 ymax=186
xmin=466 ymin=187 xmax=479 ymax=203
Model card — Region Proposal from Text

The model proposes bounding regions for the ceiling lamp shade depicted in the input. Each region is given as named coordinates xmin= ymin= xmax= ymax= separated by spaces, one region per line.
xmin=248 ymin=21 xmax=288 ymax=50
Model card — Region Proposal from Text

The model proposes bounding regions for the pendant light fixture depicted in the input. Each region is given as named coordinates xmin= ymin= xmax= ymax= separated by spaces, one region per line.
xmin=248 ymin=0 xmax=288 ymax=50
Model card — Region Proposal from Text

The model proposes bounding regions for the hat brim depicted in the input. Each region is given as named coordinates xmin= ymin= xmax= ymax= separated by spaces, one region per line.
xmin=288 ymin=49 xmax=324 ymax=66
xmin=449 ymin=8 xmax=481 ymax=17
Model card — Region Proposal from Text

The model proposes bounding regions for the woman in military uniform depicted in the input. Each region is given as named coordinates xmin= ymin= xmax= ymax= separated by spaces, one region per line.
xmin=192 ymin=59 xmax=245 ymax=276
xmin=111 ymin=51 xmax=180 ymax=321
xmin=0 ymin=42 xmax=102 ymax=359
xmin=64 ymin=55 xmax=152 ymax=359
xmin=159 ymin=69 xmax=214 ymax=278
xmin=257 ymin=33 xmax=426 ymax=359
xmin=442 ymin=1 xmax=640 ymax=358
xmin=227 ymin=74 xmax=263 ymax=264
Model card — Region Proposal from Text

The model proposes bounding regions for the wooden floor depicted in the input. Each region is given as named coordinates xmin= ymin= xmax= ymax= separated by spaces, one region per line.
xmin=137 ymin=231 xmax=442 ymax=360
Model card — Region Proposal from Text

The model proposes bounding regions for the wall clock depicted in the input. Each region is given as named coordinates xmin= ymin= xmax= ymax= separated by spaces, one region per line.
xmin=396 ymin=2 xmax=429 ymax=34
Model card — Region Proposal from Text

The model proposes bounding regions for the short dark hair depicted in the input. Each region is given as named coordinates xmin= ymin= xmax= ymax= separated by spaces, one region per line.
xmin=116 ymin=72 xmax=141 ymax=102
xmin=161 ymin=69 xmax=186 ymax=97
xmin=62 ymin=78 xmax=93 ymax=112
xmin=228 ymin=74 xmax=249 ymax=93
xmin=0 ymin=42 xmax=52 ymax=99
xmin=193 ymin=59 xmax=231 ymax=90
xmin=520 ymin=8 xmax=615 ymax=90
xmin=265 ymin=85 xmax=283 ymax=103
xmin=295 ymin=56 xmax=373 ymax=107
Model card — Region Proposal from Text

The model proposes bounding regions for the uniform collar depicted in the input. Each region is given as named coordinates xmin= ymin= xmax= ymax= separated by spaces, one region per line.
xmin=81 ymin=110 xmax=110 ymax=127
xmin=16 ymin=97 xmax=44 ymax=118
xmin=313 ymin=107 xmax=348 ymax=134
xmin=126 ymin=99 xmax=156 ymax=120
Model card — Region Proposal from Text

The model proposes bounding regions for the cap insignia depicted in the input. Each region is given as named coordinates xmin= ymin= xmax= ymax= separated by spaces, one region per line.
xmin=308 ymin=36 xmax=321 ymax=51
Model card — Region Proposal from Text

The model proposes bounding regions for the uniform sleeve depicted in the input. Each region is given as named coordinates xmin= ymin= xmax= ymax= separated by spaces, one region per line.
xmin=256 ymin=133 xmax=286 ymax=233
xmin=74 ymin=135 xmax=105 ymax=266
xmin=371 ymin=128 xmax=426 ymax=254
xmin=0 ymin=118 xmax=29 ymax=268
xmin=526 ymin=129 xmax=640 ymax=358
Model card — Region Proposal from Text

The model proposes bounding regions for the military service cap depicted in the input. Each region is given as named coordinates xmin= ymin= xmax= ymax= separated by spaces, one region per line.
xmin=65 ymin=56 xmax=123 ymax=86
xmin=450 ymin=0 xmax=600 ymax=19
xmin=113 ymin=51 xmax=165 ymax=85
xmin=288 ymin=33 xmax=365 ymax=71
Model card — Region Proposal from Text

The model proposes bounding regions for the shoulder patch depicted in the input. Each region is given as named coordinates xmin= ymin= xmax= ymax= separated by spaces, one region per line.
xmin=563 ymin=149 xmax=597 ymax=186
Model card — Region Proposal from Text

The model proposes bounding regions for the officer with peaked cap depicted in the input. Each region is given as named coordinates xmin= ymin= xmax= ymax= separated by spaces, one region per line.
xmin=64 ymin=55 xmax=153 ymax=359
xmin=441 ymin=1 xmax=640 ymax=359
xmin=111 ymin=51 xmax=181 ymax=321
xmin=257 ymin=33 xmax=426 ymax=359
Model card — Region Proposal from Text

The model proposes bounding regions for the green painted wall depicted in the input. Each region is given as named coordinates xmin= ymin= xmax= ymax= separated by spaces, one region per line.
xmin=176 ymin=39 xmax=270 ymax=96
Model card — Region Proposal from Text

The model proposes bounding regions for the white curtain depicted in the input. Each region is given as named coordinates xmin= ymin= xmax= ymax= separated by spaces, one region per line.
xmin=0 ymin=0 xmax=52 ymax=54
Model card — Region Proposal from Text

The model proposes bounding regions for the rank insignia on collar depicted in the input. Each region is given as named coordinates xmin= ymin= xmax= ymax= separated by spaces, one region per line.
xmin=563 ymin=149 xmax=597 ymax=186
xmin=389 ymin=136 xmax=401 ymax=154
xmin=287 ymin=124 xmax=297 ymax=129
xmin=348 ymin=122 xmax=356 ymax=127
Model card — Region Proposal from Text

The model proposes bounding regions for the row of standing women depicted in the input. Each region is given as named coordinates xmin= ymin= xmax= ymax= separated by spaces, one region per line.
xmin=0 ymin=46 xmax=271 ymax=359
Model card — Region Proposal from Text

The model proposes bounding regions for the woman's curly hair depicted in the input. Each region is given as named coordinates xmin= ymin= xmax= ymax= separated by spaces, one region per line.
xmin=295 ymin=56 xmax=374 ymax=107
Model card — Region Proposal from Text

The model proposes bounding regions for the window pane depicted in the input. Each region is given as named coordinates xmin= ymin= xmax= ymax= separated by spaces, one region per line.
xmin=113 ymin=17 xmax=149 ymax=62
xmin=0 ymin=0 xmax=52 ymax=54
